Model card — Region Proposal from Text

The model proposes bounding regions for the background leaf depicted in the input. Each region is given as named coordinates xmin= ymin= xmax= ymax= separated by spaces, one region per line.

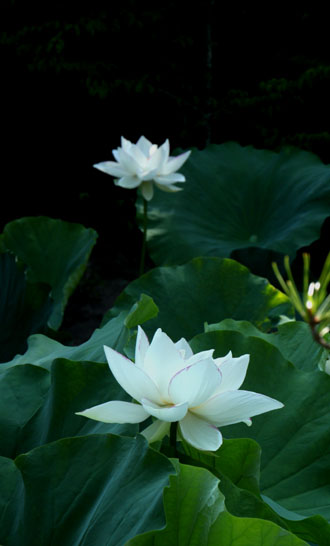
xmin=104 ymin=257 xmax=293 ymax=341
xmin=2 ymin=294 xmax=158 ymax=370
xmin=0 ymin=365 xmax=50 ymax=458
xmin=2 ymin=216 xmax=97 ymax=329
xmin=139 ymin=143 xmax=330 ymax=266
xmin=205 ymin=319 xmax=327 ymax=372
xmin=0 ymin=253 xmax=52 ymax=362
xmin=0 ymin=434 xmax=174 ymax=546
xmin=0 ymin=359 xmax=137 ymax=458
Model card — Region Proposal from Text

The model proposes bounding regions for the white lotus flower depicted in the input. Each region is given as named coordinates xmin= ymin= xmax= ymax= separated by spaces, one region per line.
xmin=93 ymin=136 xmax=191 ymax=201
xmin=76 ymin=327 xmax=283 ymax=451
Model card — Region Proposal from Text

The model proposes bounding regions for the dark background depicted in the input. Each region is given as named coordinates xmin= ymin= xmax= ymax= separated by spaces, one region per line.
xmin=1 ymin=2 xmax=330 ymax=341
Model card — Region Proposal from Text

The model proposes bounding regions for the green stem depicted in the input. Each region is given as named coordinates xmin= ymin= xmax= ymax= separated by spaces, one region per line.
xmin=170 ymin=421 xmax=178 ymax=457
xmin=139 ymin=198 xmax=148 ymax=276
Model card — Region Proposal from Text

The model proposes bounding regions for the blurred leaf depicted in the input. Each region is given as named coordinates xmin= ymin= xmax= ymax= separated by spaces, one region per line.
xmin=124 ymin=293 xmax=159 ymax=329
xmin=2 ymin=216 xmax=97 ymax=329
xmin=140 ymin=143 xmax=330 ymax=266
xmin=0 ymin=253 xmax=52 ymax=362
xmin=205 ymin=319 xmax=327 ymax=372
xmin=2 ymin=294 xmax=158 ymax=370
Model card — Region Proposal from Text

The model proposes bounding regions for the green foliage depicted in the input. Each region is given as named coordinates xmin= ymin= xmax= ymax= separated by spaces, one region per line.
xmin=180 ymin=438 xmax=330 ymax=546
xmin=205 ymin=319 xmax=327 ymax=372
xmin=1 ymin=216 xmax=97 ymax=329
xmin=0 ymin=359 xmax=137 ymax=459
xmin=0 ymin=435 xmax=174 ymax=546
xmin=2 ymin=292 xmax=158 ymax=370
xmin=190 ymin=328 xmax=330 ymax=523
xmin=128 ymin=462 xmax=307 ymax=546
xmin=138 ymin=143 xmax=330 ymax=266
xmin=0 ymin=210 xmax=329 ymax=544
xmin=0 ymin=253 xmax=52 ymax=362
xmin=105 ymin=257 xmax=293 ymax=340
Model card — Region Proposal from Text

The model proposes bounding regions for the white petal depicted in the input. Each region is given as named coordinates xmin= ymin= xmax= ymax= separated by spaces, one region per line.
xmin=140 ymin=167 xmax=159 ymax=181
xmin=136 ymin=136 xmax=153 ymax=156
xmin=149 ymin=144 xmax=158 ymax=155
xmin=193 ymin=390 xmax=284 ymax=427
xmin=140 ymin=181 xmax=154 ymax=201
xmin=129 ymin=143 xmax=148 ymax=167
xmin=115 ymin=175 xmax=141 ymax=189
xmin=179 ymin=412 xmax=222 ymax=451
xmin=93 ymin=161 xmax=128 ymax=178
xmin=147 ymin=147 xmax=163 ymax=171
xmin=214 ymin=351 xmax=232 ymax=366
xmin=160 ymin=150 xmax=191 ymax=175
xmin=214 ymin=354 xmax=250 ymax=393
xmin=135 ymin=325 xmax=150 ymax=368
xmin=141 ymin=398 xmax=188 ymax=422
xmin=174 ymin=338 xmax=193 ymax=360
xmin=116 ymin=147 xmax=142 ymax=175
xmin=154 ymin=182 xmax=183 ymax=193
xmin=154 ymin=173 xmax=186 ymax=184
xmin=141 ymin=419 xmax=170 ymax=443
xmin=143 ymin=328 xmax=185 ymax=399
xmin=76 ymin=400 xmax=149 ymax=423
xmin=121 ymin=136 xmax=133 ymax=151
xmin=156 ymin=139 xmax=170 ymax=169
xmin=112 ymin=149 xmax=121 ymax=162
xmin=103 ymin=345 xmax=161 ymax=404
xmin=184 ymin=349 xmax=214 ymax=367
xmin=169 ymin=358 xmax=221 ymax=407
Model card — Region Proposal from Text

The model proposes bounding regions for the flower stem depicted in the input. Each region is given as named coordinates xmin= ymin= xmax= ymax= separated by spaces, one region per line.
xmin=139 ymin=198 xmax=148 ymax=276
xmin=170 ymin=421 xmax=178 ymax=457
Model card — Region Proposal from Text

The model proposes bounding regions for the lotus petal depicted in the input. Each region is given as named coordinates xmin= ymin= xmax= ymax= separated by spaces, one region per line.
xmin=169 ymin=358 xmax=221 ymax=407
xmin=214 ymin=353 xmax=250 ymax=393
xmin=76 ymin=400 xmax=149 ymax=423
xmin=193 ymin=390 xmax=283 ymax=427
xmin=179 ymin=412 xmax=222 ymax=451
xmin=104 ymin=345 xmax=161 ymax=404
xmin=141 ymin=419 xmax=170 ymax=442
xmin=141 ymin=398 xmax=188 ymax=422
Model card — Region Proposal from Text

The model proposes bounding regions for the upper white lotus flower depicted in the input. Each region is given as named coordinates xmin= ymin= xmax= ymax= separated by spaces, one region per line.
xmin=77 ymin=327 xmax=283 ymax=451
xmin=93 ymin=136 xmax=191 ymax=201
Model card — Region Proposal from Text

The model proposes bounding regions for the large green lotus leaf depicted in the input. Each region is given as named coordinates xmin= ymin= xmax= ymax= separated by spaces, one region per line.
xmin=190 ymin=330 xmax=330 ymax=522
xmin=262 ymin=495 xmax=330 ymax=546
xmin=105 ymin=257 xmax=293 ymax=341
xmin=1 ymin=313 xmax=125 ymax=371
xmin=128 ymin=462 xmax=307 ymax=546
xmin=0 ymin=359 xmax=136 ymax=458
xmin=0 ymin=365 xmax=50 ymax=458
xmin=0 ymin=253 xmax=52 ymax=362
xmin=2 ymin=216 xmax=98 ymax=329
xmin=0 ymin=456 xmax=21 ymax=537
xmin=205 ymin=319 xmax=327 ymax=372
xmin=180 ymin=439 xmax=330 ymax=546
xmin=0 ymin=434 xmax=174 ymax=546
xmin=139 ymin=142 xmax=330 ymax=265
xmin=2 ymin=293 xmax=158 ymax=371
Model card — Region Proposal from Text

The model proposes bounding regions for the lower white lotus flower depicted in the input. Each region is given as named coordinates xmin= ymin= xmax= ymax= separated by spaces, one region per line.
xmin=76 ymin=327 xmax=283 ymax=451
xmin=93 ymin=136 xmax=191 ymax=201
